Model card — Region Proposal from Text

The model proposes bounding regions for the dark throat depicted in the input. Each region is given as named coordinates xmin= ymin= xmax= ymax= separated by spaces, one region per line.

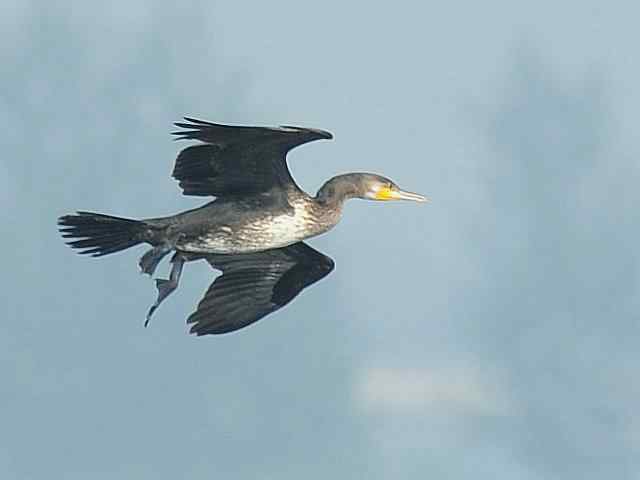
xmin=315 ymin=174 xmax=360 ymax=208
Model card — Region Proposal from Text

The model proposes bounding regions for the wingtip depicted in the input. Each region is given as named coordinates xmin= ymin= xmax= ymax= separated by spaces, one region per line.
xmin=183 ymin=116 xmax=212 ymax=125
xmin=312 ymin=128 xmax=333 ymax=140
xmin=278 ymin=125 xmax=333 ymax=140
xmin=188 ymin=324 xmax=204 ymax=336
xmin=172 ymin=117 xmax=216 ymax=140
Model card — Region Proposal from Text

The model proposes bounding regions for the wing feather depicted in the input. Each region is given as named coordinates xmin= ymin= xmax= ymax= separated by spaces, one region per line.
xmin=187 ymin=242 xmax=334 ymax=335
xmin=171 ymin=117 xmax=332 ymax=197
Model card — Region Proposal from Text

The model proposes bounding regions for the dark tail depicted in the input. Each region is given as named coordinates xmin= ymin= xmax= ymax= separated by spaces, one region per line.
xmin=58 ymin=211 xmax=146 ymax=257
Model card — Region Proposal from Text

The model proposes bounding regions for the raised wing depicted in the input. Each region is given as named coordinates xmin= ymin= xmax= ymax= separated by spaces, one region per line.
xmin=187 ymin=242 xmax=335 ymax=335
xmin=171 ymin=117 xmax=333 ymax=197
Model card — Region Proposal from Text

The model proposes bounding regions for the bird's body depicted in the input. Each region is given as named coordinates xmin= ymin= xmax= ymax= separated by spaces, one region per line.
xmin=144 ymin=187 xmax=341 ymax=255
xmin=58 ymin=118 xmax=426 ymax=335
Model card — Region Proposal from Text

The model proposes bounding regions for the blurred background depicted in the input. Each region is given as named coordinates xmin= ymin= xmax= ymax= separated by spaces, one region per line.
xmin=2 ymin=1 xmax=639 ymax=478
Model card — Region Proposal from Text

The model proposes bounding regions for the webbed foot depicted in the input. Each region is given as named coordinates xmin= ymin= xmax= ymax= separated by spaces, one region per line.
xmin=139 ymin=244 xmax=172 ymax=276
xmin=145 ymin=253 xmax=185 ymax=327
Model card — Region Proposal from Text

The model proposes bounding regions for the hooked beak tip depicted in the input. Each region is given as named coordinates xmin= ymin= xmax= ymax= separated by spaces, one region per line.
xmin=395 ymin=190 xmax=430 ymax=203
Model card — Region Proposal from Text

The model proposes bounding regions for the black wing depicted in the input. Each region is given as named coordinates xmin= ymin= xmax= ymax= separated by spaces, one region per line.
xmin=187 ymin=242 xmax=335 ymax=335
xmin=171 ymin=117 xmax=333 ymax=197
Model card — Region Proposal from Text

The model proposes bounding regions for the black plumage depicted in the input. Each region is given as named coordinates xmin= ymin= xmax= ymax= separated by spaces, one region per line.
xmin=188 ymin=242 xmax=334 ymax=335
xmin=58 ymin=117 xmax=426 ymax=335
xmin=171 ymin=117 xmax=332 ymax=197
xmin=58 ymin=212 xmax=144 ymax=257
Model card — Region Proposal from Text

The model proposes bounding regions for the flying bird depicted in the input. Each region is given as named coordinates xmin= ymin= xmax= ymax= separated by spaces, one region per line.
xmin=58 ymin=118 xmax=427 ymax=335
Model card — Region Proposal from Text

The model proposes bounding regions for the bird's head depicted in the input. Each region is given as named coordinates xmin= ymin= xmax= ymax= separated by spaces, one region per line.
xmin=355 ymin=173 xmax=428 ymax=203
xmin=317 ymin=173 xmax=428 ymax=205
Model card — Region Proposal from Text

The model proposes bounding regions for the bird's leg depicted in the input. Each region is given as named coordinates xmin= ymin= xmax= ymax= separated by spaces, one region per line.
xmin=145 ymin=253 xmax=185 ymax=327
xmin=139 ymin=243 xmax=172 ymax=276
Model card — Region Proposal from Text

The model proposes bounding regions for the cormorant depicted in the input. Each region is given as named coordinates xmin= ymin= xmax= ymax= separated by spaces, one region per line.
xmin=58 ymin=118 xmax=427 ymax=335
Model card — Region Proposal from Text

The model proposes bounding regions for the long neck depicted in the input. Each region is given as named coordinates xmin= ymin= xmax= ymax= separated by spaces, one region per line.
xmin=315 ymin=174 xmax=361 ymax=207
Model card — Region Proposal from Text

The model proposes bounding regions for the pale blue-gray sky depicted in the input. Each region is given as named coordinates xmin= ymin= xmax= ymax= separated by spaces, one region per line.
xmin=2 ymin=1 xmax=640 ymax=479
